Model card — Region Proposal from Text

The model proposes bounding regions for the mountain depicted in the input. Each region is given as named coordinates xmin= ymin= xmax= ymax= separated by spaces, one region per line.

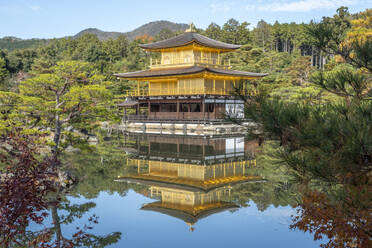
xmin=0 ymin=20 xmax=188 ymax=51
xmin=74 ymin=20 xmax=188 ymax=40
xmin=0 ymin=36 xmax=47 ymax=51
xmin=124 ymin=20 xmax=188 ymax=40
xmin=73 ymin=28 xmax=123 ymax=40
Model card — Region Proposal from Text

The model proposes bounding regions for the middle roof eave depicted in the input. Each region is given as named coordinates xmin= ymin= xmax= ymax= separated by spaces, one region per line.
xmin=114 ymin=66 xmax=268 ymax=79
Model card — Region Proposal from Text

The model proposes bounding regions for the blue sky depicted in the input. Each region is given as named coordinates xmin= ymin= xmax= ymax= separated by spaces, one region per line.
xmin=0 ymin=0 xmax=370 ymax=39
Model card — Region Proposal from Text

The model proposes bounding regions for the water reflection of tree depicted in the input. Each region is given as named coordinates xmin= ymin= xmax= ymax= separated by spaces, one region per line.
xmin=47 ymin=191 xmax=121 ymax=248
xmin=0 ymin=133 xmax=121 ymax=247
xmin=63 ymin=130 xmax=147 ymax=198
xmin=8 ymin=192 xmax=122 ymax=248
xmin=229 ymin=141 xmax=301 ymax=210
xmin=291 ymin=182 xmax=371 ymax=248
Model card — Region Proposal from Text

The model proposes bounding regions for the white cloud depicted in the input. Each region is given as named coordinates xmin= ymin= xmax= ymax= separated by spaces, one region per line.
xmin=246 ymin=0 xmax=359 ymax=12
xmin=243 ymin=204 xmax=297 ymax=225
xmin=30 ymin=5 xmax=41 ymax=11
xmin=210 ymin=2 xmax=232 ymax=13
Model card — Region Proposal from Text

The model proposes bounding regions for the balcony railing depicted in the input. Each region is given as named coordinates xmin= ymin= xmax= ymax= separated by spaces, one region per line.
xmin=124 ymin=87 xmax=239 ymax=97
xmin=150 ymin=56 xmax=231 ymax=69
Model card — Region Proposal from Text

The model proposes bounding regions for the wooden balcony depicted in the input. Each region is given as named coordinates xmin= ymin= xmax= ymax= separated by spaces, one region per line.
xmin=150 ymin=56 xmax=231 ymax=69
xmin=124 ymin=87 xmax=238 ymax=97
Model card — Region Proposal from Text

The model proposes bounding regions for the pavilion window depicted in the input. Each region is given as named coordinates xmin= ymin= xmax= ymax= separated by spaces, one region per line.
xmin=184 ymin=55 xmax=191 ymax=63
xmin=150 ymin=142 xmax=160 ymax=151
xmin=160 ymin=103 xmax=177 ymax=112
xmin=179 ymin=103 xmax=189 ymax=112
xmin=211 ymin=52 xmax=218 ymax=64
xmin=206 ymin=103 xmax=214 ymax=112
xmin=189 ymin=145 xmax=201 ymax=154
xmin=204 ymin=145 xmax=214 ymax=156
xmin=215 ymin=80 xmax=224 ymax=89
xmin=174 ymin=52 xmax=181 ymax=64
xmin=190 ymin=103 xmax=201 ymax=112
xmin=158 ymin=143 xmax=177 ymax=153
xmin=150 ymin=104 xmax=160 ymax=112
xmin=194 ymin=51 xmax=201 ymax=62
xmin=164 ymin=56 xmax=170 ymax=64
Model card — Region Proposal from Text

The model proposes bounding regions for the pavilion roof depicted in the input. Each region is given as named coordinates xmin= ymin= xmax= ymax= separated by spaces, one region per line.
xmin=141 ymin=201 xmax=239 ymax=225
xmin=117 ymin=99 xmax=138 ymax=107
xmin=116 ymin=175 xmax=265 ymax=192
xmin=139 ymin=31 xmax=241 ymax=51
xmin=114 ymin=66 xmax=268 ymax=79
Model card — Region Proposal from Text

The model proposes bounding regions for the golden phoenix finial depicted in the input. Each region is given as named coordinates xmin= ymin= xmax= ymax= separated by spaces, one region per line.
xmin=185 ymin=23 xmax=196 ymax=32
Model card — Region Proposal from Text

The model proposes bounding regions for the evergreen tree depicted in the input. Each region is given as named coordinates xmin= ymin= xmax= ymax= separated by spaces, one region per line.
xmin=253 ymin=20 xmax=272 ymax=52
xmin=0 ymin=57 xmax=8 ymax=82
xmin=18 ymin=61 xmax=112 ymax=161
xmin=240 ymin=7 xmax=372 ymax=182
xmin=204 ymin=23 xmax=222 ymax=40
xmin=222 ymin=18 xmax=240 ymax=44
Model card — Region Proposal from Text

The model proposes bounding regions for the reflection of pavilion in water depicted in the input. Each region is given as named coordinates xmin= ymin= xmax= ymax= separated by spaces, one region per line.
xmin=117 ymin=135 xmax=264 ymax=230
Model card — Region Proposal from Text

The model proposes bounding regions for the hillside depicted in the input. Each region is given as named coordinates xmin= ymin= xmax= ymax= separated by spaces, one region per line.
xmin=0 ymin=36 xmax=47 ymax=51
xmin=124 ymin=20 xmax=188 ymax=40
xmin=73 ymin=28 xmax=124 ymax=40
xmin=0 ymin=20 xmax=188 ymax=51
xmin=73 ymin=20 xmax=188 ymax=40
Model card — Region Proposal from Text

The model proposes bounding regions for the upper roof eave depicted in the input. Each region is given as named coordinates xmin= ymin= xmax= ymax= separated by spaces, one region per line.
xmin=139 ymin=32 xmax=241 ymax=51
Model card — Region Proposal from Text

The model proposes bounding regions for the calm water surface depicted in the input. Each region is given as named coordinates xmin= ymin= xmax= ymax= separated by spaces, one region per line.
xmin=40 ymin=134 xmax=323 ymax=247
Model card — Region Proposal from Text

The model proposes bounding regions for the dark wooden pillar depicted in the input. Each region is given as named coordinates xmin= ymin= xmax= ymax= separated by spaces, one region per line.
xmin=188 ymin=102 xmax=191 ymax=120
xmin=214 ymin=101 xmax=217 ymax=120
xmin=177 ymin=100 xmax=179 ymax=120
xmin=123 ymin=108 xmax=127 ymax=122
xmin=202 ymin=98 xmax=205 ymax=121
xmin=148 ymin=101 xmax=150 ymax=118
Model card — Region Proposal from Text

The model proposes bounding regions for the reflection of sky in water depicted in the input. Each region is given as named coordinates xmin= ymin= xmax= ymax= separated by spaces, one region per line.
xmin=242 ymin=202 xmax=296 ymax=226
xmin=46 ymin=191 xmax=322 ymax=248
xmin=25 ymin=135 xmax=324 ymax=247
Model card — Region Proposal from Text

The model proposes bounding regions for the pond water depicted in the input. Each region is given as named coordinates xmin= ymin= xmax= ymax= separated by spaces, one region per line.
xmin=30 ymin=134 xmax=326 ymax=247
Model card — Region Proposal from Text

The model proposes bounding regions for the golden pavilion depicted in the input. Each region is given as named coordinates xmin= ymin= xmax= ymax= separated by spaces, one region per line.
xmin=116 ymin=135 xmax=264 ymax=230
xmin=115 ymin=24 xmax=267 ymax=121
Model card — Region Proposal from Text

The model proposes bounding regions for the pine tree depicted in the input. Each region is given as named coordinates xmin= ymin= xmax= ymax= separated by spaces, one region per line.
xmin=241 ymin=7 xmax=372 ymax=182
xmin=18 ymin=61 xmax=112 ymax=161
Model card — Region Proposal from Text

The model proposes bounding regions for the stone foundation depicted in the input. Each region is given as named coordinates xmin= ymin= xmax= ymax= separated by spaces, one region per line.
xmin=114 ymin=121 xmax=257 ymax=136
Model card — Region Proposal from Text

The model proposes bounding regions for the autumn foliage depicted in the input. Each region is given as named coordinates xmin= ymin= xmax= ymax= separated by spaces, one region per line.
xmin=0 ymin=133 xmax=57 ymax=247
xmin=291 ymin=185 xmax=372 ymax=248
xmin=0 ymin=133 xmax=104 ymax=247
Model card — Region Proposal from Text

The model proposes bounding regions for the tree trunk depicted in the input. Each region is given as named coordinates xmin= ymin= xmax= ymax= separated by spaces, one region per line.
xmin=52 ymin=114 xmax=61 ymax=163
xmin=52 ymin=93 xmax=62 ymax=163
xmin=51 ymin=205 xmax=62 ymax=248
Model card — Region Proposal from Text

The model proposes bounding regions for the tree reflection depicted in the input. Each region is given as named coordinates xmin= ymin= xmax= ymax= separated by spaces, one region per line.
xmin=291 ymin=180 xmax=372 ymax=248
xmin=0 ymin=133 xmax=121 ymax=247
xmin=46 ymin=192 xmax=121 ymax=248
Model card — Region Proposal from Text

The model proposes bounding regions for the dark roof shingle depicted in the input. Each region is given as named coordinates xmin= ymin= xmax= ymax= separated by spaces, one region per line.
xmin=114 ymin=66 xmax=268 ymax=79
xmin=140 ymin=32 xmax=241 ymax=50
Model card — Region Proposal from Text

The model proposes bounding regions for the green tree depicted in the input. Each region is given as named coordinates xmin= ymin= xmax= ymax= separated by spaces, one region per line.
xmin=204 ymin=23 xmax=222 ymax=40
xmin=0 ymin=57 xmax=8 ymax=82
xmin=253 ymin=20 xmax=272 ymax=52
xmin=7 ymin=48 xmax=38 ymax=73
xmin=222 ymin=18 xmax=240 ymax=44
xmin=237 ymin=7 xmax=371 ymax=183
xmin=154 ymin=28 xmax=176 ymax=41
xmin=18 ymin=61 xmax=112 ymax=160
